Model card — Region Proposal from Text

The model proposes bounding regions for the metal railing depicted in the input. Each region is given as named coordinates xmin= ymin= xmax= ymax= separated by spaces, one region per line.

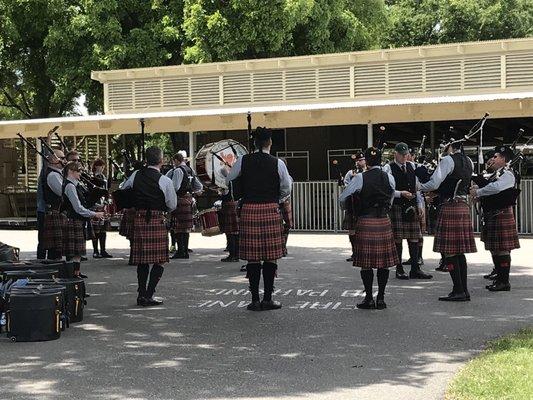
xmin=292 ymin=180 xmax=533 ymax=234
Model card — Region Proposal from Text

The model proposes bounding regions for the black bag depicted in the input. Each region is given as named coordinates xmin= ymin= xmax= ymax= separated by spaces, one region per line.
xmin=0 ymin=242 xmax=20 ymax=262
xmin=55 ymin=278 xmax=86 ymax=323
xmin=2 ymin=269 xmax=58 ymax=283
xmin=6 ymin=290 xmax=62 ymax=342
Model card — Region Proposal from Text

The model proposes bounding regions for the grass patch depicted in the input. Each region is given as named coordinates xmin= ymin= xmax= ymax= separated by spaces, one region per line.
xmin=446 ymin=328 xmax=533 ymax=400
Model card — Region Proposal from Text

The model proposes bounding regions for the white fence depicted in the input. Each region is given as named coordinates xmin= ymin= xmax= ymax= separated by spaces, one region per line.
xmin=292 ymin=180 xmax=533 ymax=234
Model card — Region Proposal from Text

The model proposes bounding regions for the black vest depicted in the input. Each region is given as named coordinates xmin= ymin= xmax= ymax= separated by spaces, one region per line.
xmin=174 ymin=164 xmax=193 ymax=196
xmin=359 ymin=168 xmax=393 ymax=216
xmin=481 ymin=169 xmax=520 ymax=212
xmin=132 ymin=167 xmax=166 ymax=211
xmin=61 ymin=180 xmax=88 ymax=221
xmin=439 ymin=153 xmax=472 ymax=199
xmin=389 ymin=162 xmax=416 ymax=206
xmin=241 ymin=152 xmax=280 ymax=203
xmin=43 ymin=168 xmax=63 ymax=210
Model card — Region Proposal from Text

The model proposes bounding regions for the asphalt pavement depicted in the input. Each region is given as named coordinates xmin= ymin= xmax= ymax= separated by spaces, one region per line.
xmin=0 ymin=231 xmax=532 ymax=400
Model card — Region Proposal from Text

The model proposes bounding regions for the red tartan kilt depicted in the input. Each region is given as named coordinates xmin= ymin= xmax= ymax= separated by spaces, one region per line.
xmin=481 ymin=206 xmax=520 ymax=252
xmin=129 ymin=210 xmax=169 ymax=265
xmin=239 ymin=203 xmax=284 ymax=261
xmin=90 ymin=219 xmax=110 ymax=236
xmin=433 ymin=201 xmax=477 ymax=254
xmin=353 ymin=217 xmax=399 ymax=269
xmin=62 ymin=218 xmax=87 ymax=258
xmin=119 ymin=209 xmax=134 ymax=240
xmin=390 ymin=204 xmax=422 ymax=240
xmin=42 ymin=210 xmax=65 ymax=253
xmin=220 ymin=200 xmax=239 ymax=234
xmin=280 ymin=200 xmax=293 ymax=231
xmin=173 ymin=196 xmax=193 ymax=233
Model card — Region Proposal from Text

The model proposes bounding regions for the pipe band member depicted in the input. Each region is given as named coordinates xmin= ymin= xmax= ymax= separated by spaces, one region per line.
xmin=42 ymin=149 xmax=66 ymax=261
xmin=420 ymin=139 xmax=477 ymax=302
xmin=219 ymin=179 xmax=240 ymax=263
xmin=470 ymin=146 xmax=520 ymax=292
xmin=343 ymin=152 xmax=366 ymax=262
xmin=121 ymin=146 xmax=177 ymax=307
xmin=166 ymin=151 xmax=203 ymax=259
xmin=90 ymin=159 xmax=112 ymax=258
xmin=226 ymin=127 xmax=293 ymax=311
xmin=382 ymin=142 xmax=432 ymax=280
xmin=61 ymin=162 xmax=105 ymax=277
xmin=340 ymin=147 xmax=398 ymax=310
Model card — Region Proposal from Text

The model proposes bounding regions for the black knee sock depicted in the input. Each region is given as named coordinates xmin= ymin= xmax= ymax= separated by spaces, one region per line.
xmin=349 ymin=234 xmax=356 ymax=256
xmin=176 ymin=233 xmax=185 ymax=254
xmin=99 ymin=232 xmax=106 ymax=252
xmin=137 ymin=264 xmax=149 ymax=298
xmin=246 ymin=263 xmax=261 ymax=302
xmin=377 ymin=268 xmax=389 ymax=300
xmin=446 ymin=256 xmax=464 ymax=294
xmin=73 ymin=261 xmax=81 ymax=276
xmin=184 ymin=233 xmax=190 ymax=253
xmin=146 ymin=264 xmax=164 ymax=298
xmin=498 ymin=254 xmax=511 ymax=284
xmin=360 ymin=269 xmax=374 ymax=300
xmin=395 ymin=243 xmax=403 ymax=268
xmin=92 ymin=239 xmax=99 ymax=253
xmin=170 ymin=231 xmax=176 ymax=247
xmin=458 ymin=254 xmax=468 ymax=294
xmin=262 ymin=262 xmax=277 ymax=302
xmin=234 ymin=235 xmax=240 ymax=259
xmin=408 ymin=241 xmax=419 ymax=272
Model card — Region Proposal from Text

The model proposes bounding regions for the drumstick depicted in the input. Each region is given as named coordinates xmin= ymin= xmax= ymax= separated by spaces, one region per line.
xmin=211 ymin=151 xmax=232 ymax=168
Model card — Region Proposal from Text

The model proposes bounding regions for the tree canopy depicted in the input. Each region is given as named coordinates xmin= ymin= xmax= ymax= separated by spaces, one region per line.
xmin=0 ymin=0 xmax=532 ymax=121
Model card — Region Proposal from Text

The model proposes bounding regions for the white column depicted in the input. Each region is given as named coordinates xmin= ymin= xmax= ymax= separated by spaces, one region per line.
xmin=367 ymin=122 xmax=373 ymax=148
xmin=188 ymin=131 xmax=196 ymax=167
xmin=36 ymin=140 xmax=43 ymax=176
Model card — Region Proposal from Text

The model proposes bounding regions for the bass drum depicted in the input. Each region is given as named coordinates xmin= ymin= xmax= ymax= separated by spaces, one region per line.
xmin=196 ymin=139 xmax=248 ymax=191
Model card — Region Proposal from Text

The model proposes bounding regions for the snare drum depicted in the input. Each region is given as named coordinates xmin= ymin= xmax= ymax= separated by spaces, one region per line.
xmin=198 ymin=208 xmax=221 ymax=237
xmin=196 ymin=139 xmax=248 ymax=191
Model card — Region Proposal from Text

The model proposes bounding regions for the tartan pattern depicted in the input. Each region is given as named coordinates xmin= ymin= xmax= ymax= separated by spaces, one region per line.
xmin=62 ymin=218 xmax=87 ymax=258
xmin=119 ymin=209 xmax=135 ymax=240
xmin=42 ymin=210 xmax=65 ymax=253
xmin=481 ymin=206 xmax=520 ymax=252
xmin=173 ymin=195 xmax=193 ymax=233
xmin=433 ymin=201 xmax=477 ymax=254
xmin=239 ymin=203 xmax=284 ymax=261
xmin=220 ymin=200 xmax=239 ymax=234
xmin=90 ymin=219 xmax=110 ymax=236
xmin=353 ymin=217 xmax=399 ymax=269
xmin=129 ymin=210 xmax=169 ymax=265
xmin=390 ymin=204 xmax=422 ymax=240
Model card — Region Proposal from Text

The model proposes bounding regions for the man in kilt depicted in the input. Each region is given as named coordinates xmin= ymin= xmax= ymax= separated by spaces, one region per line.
xmin=280 ymin=195 xmax=293 ymax=257
xmin=219 ymin=181 xmax=240 ymax=262
xmin=121 ymin=147 xmax=177 ymax=307
xmin=340 ymin=147 xmax=398 ymax=310
xmin=383 ymin=143 xmax=432 ymax=280
xmin=226 ymin=127 xmax=292 ymax=311
xmin=60 ymin=162 xmax=105 ymax=277
xmin=90 ymin=159 xmax=112 ymax=258
xmin=343 ymin=152 xmax=365 ymax=262
xmin=471 ymin=146 xmax=520 ymax=292
xmin=167 ymin=151 xmax=203 ymax=259
xmin=42 ymin=149 xmax=66 ymax=261
xmin=420 ymin=140 xmax=476 ymax=301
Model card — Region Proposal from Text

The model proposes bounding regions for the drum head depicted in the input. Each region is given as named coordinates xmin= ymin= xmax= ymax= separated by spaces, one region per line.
xmin=196 ymin=139 xmax=248 ymax=190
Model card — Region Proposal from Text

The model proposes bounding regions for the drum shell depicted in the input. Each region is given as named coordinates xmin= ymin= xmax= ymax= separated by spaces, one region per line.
xmin=54 ymin=278 xmax=86 ymax=323
xmin=199 ymin=209 xmax=221 ymax=237
xmin=6 ymin=291 xmax=62 ymax=342
xmin=2 ymin=269 xmax=58 ymax=282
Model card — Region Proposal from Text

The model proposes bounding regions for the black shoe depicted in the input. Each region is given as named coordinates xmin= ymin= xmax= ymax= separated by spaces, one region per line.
xmin=395 ymin=266 xmax=409 ymax=280
xmin=418 ymin=257 xmax=424 ymax=266
xmin=81 ymin=256 xmax=88 ymax=262
xmin=483 ymin=269 xmax=498 ymax=280
xmin=261 ymin=300 xmax=282 ymax=310
xmin=247 ymin=301 xmax=262 ymax=311
xmin=240 ymin=265 xmax=247 ymax=272
xmin=376 ymin=299 xmax=387 ymax=310
xmin=171 ymin=252 xmax=189 ymax=259
xmin=346 ymin=256 xmax=354 ymax=262
xmin=100 ymin=251 xmax=113 ymax=258
xmin=221 ymin=256 xmax=239 ymax=262
xmin=93 ymin=252 xmax=101 ymax=259
xmin=402 ymin=258 xmax=412 ymax=265
xmin=435 ymin=264 xmax=448 ymax=272
xmin=79 ymin=273 xmax=88 ymax=279
xmin=356 ymin=298 xmax=376 ymax=309
xmin=409 ymin=270 xmax=433 ymax=279
xmin=85 ymin=293 xmax=91 ymax=298
xmin=487 ymin=281 xmax=511 ymax=292
xmin=188 ymin=249 xmax=193 ymax=253
xmin=438 ymin=292 xmax=469 ymax=302
xmin=139 ymin=297 xmax=163 ymax=307
xmin=137 ymin=296 xmax=144 ymax=306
